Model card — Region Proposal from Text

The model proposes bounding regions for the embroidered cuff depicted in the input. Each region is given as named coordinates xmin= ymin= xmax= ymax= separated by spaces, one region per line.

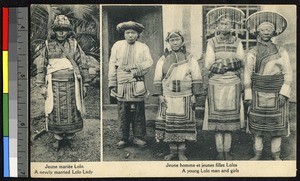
xmin=152 ymin=82 xmax=162 ymax=96
xmin=108 ymin=80 xmax=117 ymax=88
xmin=131 ymin=69 xmax=139 ymax=77
xmin=279 ymin=83 xmax=291 ymax=98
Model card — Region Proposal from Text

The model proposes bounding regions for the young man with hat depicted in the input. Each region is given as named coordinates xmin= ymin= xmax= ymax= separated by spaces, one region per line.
xmin=244 ymin=11 xmax=292 ymax=160
xmin=108 ymin=21 xmax=153 ymax=149
xmin=34 ymin=15 xmax=90 ymax=151
xmin=203 ymin=7 xmax=245 ymax=160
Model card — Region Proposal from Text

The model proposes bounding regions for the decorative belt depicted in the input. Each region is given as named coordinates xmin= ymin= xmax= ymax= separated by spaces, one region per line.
xmin=133 ymin=77 xmax=144 ymax=81
xmin=52 ymin=69 xmax=75 ymax=81
xmin=252 ymin=74 xmax=284 ymax=93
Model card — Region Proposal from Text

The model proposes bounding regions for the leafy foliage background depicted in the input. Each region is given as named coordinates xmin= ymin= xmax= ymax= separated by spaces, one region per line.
xmin=30 ymin=4 xmax=100 ymax=84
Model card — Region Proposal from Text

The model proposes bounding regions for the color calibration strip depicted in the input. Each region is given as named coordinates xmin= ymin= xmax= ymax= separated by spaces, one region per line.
xmin=16 ymin=7 xmax=29 ymax=177
xmin=3 ymin=7 xmax=10 ymax=177
xmin=2 ymin=7 xmax=29 ymax=177
xmin=9 ymin=8 xmax=19 ymax=177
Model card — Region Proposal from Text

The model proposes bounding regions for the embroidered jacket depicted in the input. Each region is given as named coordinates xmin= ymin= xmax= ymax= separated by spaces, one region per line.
xmin=108 ymin=40 xmax=153 ymax=101
xmin=244 ymin=40 xmax=292 ymax=99
xmin=34 ymin=38 xmax=90 ymax=86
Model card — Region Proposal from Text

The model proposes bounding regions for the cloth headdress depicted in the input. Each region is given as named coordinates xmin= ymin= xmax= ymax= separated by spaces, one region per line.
xmin=165 ymin=30 xmax=184 ymax=42
xmin=51 ymin=15 xmax=72 ymax=31
xmin=245 ymin=11 xmax=287 ymax=36
xmin=206 ymin=7 xmax=245 ymax=36
xmin=116 ymin=21 xmax=144 ymax=34
xmin=164 ymin=30 xmax=186 ymax=55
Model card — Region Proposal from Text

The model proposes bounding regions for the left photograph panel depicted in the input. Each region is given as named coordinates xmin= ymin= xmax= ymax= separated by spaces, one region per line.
xmin=30 ymin=4 xmax=101 ymax=162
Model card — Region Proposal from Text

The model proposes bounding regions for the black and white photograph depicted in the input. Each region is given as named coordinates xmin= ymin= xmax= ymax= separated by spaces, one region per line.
xmin=101 ymin=4 xmax=296 ymax=163
xmin=30 ymin=4 xmax=101 ymax=162
xmin=26 ymin=3 xmax=296 ymax=178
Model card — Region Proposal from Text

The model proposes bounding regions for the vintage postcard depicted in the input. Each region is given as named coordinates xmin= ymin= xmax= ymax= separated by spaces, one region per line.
xmin=30 ymin=4 xmax=296 ymax=178
xmin=30 ymin=3 xmax=101 ymax=175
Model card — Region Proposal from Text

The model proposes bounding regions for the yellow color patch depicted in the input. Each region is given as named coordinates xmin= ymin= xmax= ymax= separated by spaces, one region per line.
xmin=3 ymin=51 xmax=8 ymax=93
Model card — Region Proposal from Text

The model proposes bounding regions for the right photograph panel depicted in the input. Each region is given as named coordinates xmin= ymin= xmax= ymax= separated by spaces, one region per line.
xmin=101 ymin=4 xmax=296 ymax=164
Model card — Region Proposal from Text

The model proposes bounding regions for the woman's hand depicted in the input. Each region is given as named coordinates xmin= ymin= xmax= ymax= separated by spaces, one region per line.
xmin=278 ymin=94 xmax=287 ymax=107
xmin=110 ymin=86 xmax=117 ymax=93
xmin=158 ymin=95 xmax=167 ymax=108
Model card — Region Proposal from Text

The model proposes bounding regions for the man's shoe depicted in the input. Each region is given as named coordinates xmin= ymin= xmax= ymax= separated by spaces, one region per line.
xmin=133 ymin=138 xmax=147 ymax=148
xmin=116 ymin=140 xmax=128 ymax=149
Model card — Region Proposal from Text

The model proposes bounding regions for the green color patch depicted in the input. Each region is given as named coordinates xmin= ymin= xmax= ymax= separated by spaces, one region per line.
xmin=3 ymin=94 xmax=9 ymax=136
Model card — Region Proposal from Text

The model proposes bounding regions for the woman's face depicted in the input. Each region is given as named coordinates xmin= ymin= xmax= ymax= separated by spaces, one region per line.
xmin=55 ymin=30 xmax=68 ymax=41
xmin=258 ymin=24 xmax=274 ymax=42
xmin=168 ymin=36 xmax=183 ymax=52
xmin=124 ymin=29 xmax=139 ymax=44
xmin=218 ymin=18 xmax=232 ymax=35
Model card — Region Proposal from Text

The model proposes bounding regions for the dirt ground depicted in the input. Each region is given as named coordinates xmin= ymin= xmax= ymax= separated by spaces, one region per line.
xmin=30 ymin=118 xmax=100 ymax=162
xmin=103 ymin=104 xmax=296 ymax=161
xmin=30 ymin=77 xmax=101 ymax=162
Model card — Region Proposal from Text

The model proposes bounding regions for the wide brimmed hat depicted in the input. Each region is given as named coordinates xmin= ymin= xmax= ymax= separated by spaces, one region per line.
xmin=245 ymin=11 xmax=287 ymax=36
xmin=116 ymin=21 xmax=144 ymax=34
xmin=206 ymin=7 xmax=245 ymax=36
xmin=51 ymin=15 xmax=72 ymax=31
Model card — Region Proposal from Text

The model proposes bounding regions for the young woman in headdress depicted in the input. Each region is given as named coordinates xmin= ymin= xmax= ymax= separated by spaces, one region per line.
xmin=203 ymin=7 xmax=245 ymax=160
xmin=153 ymin=30 xmax=203 ymax=160
xmin=35 ymin=15 xmax=90 ymax=151
xmin=244 ymin=11 xmax=292 ymax=160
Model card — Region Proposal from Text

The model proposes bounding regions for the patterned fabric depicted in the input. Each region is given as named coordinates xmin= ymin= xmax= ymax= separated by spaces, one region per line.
xmin=156 ymin=96 xmax=196 ymax=142
xmin=34 ymin=38 xmax=88 ymax=134
xmin=47 ymin=70 xmax=83 ymax=134
xmin=108 ymin=40 xmax=153 ymax=101
xmin=204 ymin=74 xmax=242 ymax=131
xmin=209 ymin=62 xmax=227 ymax=74
xmin=35 ymin=38 xmax=90 ymax=85
xmin=224 ymin=58 xmax=242 ymax=71
xmin=244 ymin=40 xmax=292 ymax=137
xmin=52 ymin=15 xmax=72 ymax=30
xmin=213 ymin=35 xmax=238 ymax=50
xmin=203 ymin=34 xmax=245 ymax=131
xmin=118 ymin=101 xmax=146 ymax=140
xmin=153 ymin=51 xmax=202 ymax=142
xmin=248 ymin=74 xmax=289 ymax=137
xmin=244 ymin=42 xmax=292 ymax=100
